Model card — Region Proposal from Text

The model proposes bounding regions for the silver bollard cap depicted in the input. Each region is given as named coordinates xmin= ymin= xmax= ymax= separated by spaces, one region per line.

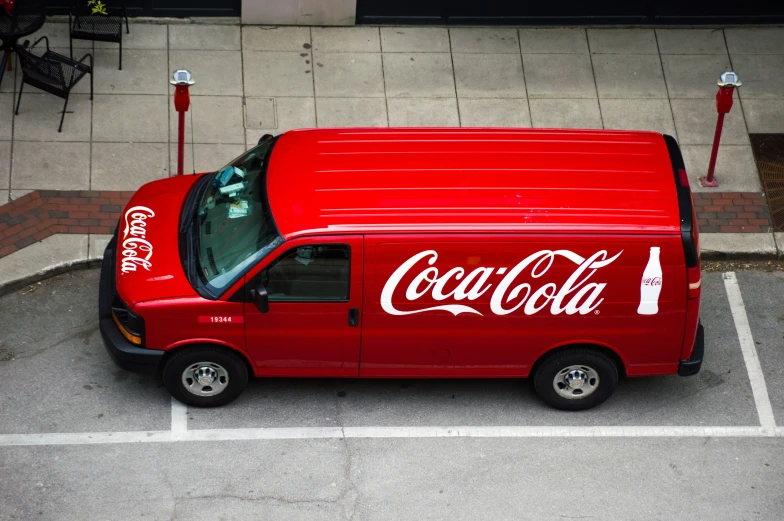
xmin=170 ymin=69 xmax=195 ymax=86
xmin=718 ymin=71 xmax=741 ymax=87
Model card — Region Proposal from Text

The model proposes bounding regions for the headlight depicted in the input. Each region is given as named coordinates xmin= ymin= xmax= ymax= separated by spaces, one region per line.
xmin=111 ymin=297 xmax=145 ymax=346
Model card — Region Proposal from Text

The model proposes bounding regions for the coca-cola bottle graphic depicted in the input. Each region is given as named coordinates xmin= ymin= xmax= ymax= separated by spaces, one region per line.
xmin=637 ymin=247 xmax=662 ymax=315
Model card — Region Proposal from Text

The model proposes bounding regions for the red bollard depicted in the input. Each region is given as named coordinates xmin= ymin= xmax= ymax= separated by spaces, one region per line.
xmin=699 ymin=72 xmax=741 ymax=188
xmin=170 ymin=70 xmax=195 ymax=176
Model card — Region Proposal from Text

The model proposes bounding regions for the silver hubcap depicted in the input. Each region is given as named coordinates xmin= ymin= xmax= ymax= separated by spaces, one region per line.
xmin=553 ymin=365 xmax=600 ymax=400
xmin=182 ymin=362 xmax=229 ymax=397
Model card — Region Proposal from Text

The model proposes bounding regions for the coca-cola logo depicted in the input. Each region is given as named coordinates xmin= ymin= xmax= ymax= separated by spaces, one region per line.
xmin=642 ymin=277 xmax=662 ymax=286
xmin=381 ymin=249 xmax=623 ymax=317
xmin=120 ymin=206 xmax=155 ymax=274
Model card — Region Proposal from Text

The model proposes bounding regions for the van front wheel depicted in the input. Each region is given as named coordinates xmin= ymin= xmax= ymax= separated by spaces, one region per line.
xmin=163 ymin=346 xmax=249 ymax=407
xmin=533 ymin=348 xmax=619 ymax=411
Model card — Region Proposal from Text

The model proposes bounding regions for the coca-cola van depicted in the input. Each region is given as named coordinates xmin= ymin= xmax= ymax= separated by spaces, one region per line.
xmin=99 ymin=128 xmax=703 ymax=410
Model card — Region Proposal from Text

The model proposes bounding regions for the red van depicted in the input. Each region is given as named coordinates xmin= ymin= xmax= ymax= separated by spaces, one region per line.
xmin=99 ymin=128 xmax=703 ymax=411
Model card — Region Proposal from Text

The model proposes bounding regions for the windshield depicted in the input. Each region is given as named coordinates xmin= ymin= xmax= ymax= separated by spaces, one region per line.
xmin=194 ymin=141 xmax=283 ymax=295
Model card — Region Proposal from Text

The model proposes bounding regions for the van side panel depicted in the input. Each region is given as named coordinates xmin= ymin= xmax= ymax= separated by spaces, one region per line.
xmin=360 ymin=234 xmax=687 ymax=378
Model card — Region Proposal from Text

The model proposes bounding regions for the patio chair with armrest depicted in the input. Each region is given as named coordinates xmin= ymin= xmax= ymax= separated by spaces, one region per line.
xmin=15 ymin=36 xmax=93 ymax=132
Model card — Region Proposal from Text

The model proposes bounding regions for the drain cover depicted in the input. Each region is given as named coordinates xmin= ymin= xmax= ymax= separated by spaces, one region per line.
xmin=750 ymin=134 xmax=784 ymax=232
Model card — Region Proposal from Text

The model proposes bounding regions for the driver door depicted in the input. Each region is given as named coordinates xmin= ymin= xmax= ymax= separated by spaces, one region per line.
xmin=242 ymin=236 xmax=363 ymax=377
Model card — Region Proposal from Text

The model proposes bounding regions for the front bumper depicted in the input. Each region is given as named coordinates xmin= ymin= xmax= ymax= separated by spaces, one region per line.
xmin=678 ymin=321 xmax=704 ymax=377
xmin=98 ymin=233 xmax=164 ymax=376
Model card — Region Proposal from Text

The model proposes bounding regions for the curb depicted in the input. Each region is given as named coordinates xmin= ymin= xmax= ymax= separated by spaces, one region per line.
xmin=0 ymin=259 xmax=100 ymax=298
xmin=699 ymin=232 xmax=781 ymax=260
xmin=1 ymin=232 xmax=781 ymax=298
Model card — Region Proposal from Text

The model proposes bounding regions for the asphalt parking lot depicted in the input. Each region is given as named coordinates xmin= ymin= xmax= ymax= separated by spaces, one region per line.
xmin=1 ymin=267 xmax=783 ymax=520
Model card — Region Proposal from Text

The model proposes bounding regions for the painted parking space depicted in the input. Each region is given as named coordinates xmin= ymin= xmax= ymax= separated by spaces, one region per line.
xmin=737 ymin=270 xmax=784 ymax=426
xmin=0 ymin=268 xmax=778 ymax=443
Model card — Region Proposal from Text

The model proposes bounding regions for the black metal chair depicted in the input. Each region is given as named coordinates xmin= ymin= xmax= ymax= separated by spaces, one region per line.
xmin=14 ymin=37 xmax=93 ymax=132
xmin=69 ymin=0 xmax=128 ymax=70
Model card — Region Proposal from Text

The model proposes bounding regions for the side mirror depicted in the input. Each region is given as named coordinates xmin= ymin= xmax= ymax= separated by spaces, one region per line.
xmin=258 ymin=134 xmax=273 ymax=145
xmin=250 ymin=283 xmax=269 ymax=314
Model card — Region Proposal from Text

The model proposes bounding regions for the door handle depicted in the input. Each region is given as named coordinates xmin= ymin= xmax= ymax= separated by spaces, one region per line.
xmin=348 ymin=308 xmax=359 ymax=327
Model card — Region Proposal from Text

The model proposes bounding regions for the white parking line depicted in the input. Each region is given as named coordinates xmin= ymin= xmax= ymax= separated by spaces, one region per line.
xmin=723 ymin=272 xmax=778 ymax=430
xmin=0 ymin=426 xmax=782 ymax=446
xmin=170 ymin=397 xmax=188 ymax=437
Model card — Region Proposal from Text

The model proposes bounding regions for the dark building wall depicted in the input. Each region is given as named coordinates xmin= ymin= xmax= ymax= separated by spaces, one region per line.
xmin=44 ymin=0 xmax=240 ymax=17
xmin=357 ymin=0 xmax=784 ymax=25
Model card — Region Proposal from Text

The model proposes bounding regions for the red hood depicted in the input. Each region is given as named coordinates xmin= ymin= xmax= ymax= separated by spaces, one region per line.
xmin=116 ymin=175 xmax=203 ymax=308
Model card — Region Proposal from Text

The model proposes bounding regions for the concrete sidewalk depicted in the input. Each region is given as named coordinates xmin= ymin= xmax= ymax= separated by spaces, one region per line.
xmin=1 ymin=24 xmax=784 ymax=290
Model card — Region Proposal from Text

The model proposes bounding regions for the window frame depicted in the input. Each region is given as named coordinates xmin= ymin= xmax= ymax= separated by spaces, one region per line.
xmin=255 ymin=242 xmax=352 ymax=304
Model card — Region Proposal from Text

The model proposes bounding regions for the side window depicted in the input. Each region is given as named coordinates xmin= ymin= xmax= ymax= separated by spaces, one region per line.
xmin=263 ymin=244 xmax=350 ymax=301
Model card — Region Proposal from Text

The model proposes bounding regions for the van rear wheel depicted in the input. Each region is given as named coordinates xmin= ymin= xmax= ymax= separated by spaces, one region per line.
xmin=533 ymin=348 xmax=619 ymax=411
xmin=163 ymin=346 xmax=248 ymax=407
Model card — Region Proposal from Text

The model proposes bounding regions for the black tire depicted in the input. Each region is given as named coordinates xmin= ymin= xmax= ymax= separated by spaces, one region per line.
xmin=162 ymin=346 xmax=249 ymax=407
xmin=533 ymin=347 xmax=619 ymax=411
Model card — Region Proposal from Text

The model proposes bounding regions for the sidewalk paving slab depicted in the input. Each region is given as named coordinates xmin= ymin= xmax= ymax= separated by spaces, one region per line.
xmin=96 ymin=23 xmax=168 ymax=50
xmin=316 ymin=97 xmax=388 ymax=127
xmin=241 ymin=26 xmax=311 ymax=52
xmin=380 ymin=27 xmax=450 ymax=53
xmin=0 ymin=93 xmax=12 ymax=140
xmin=458 ymin=98 xmax=531 ymax=128
xmin=655 ymin=29 xmax=728 ymax=55
xmin=245 ymin=97 xmax=315 ymax=145
xmin=681 ymin=145 xmax=761 ymax=193
xmin=91 ymin=143 xmax=169 ymax=191
xmin=449 ymin=27 xmax=520 ymax=54
xmin=387 ymin=98 xmax=459 ymax=127
xmin=0 ymin=69 xmax=15 ymax=94
xmin=168 ymin=95 xmax=245 ymax=144
xmin=13 ymin=93 xmax=92 ymax=142
xmin=27 ymin=23 xmax=91 ymax=50
xmin=661 ymin=55 xmax=733 ymax=99
xmin=92 ymin=94 xmax=168 ymax=143
xmin=518 ymin=28 xmax=588 ymax=54
xmin=452 ymin=53 xmax=526 ymax=99
xmin=599 ymin=99 xmax=676 ymax=135
xmin=523 ymin=54 xmax=596 ymax=99
xmin=733 ymin=55 xmax=784 ymax=99
xmin=93 ymin=49 xmax=169 ymax=95
xmin=588 ymin=28 xmax=658 ymax=54
xmin=0 ymin=141 xmax=9 ymax=188
xmin=242 ymin=51 xmax=314 ymax=97
xmin=670 ymin=98 xmax=749 ymax=145
xmin=312 ymin=26 xmax=380 ymax=53
xmin=592 ymin=54 xmax=667 ymax=99
xmin=741 ymin=99 xmax=784 ymax=133
xmin=382 ymin=53 xmax=456 ymax=98
xmin=776 ymin=232 xmax=784 ymax=259
xmin=313 ymin=52 xmax=385 ymax=98
xmin=11 ymin=142 xmax=90 ymax=191
xmin=724 ymin=28 xmax=784 ymax=55
xmin=529 ymin=98 xmax=602 ymax=129
xmin=169 ymin=24 xmax=241 ymax=51
xmin=169 ymin=50 xmax=243 ymax=96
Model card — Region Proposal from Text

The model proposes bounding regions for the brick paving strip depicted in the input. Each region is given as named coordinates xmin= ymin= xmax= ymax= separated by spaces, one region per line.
xmin=0 ymin=189 xmax=773 ymax=261
xmin=0 ymin=191 xmax=132 ymax=259
xmin=693 ymin=192 xmax=773 ymax=233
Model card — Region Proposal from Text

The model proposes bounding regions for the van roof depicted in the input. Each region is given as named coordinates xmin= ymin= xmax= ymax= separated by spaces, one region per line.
xmin=266 ymin=128 xmax=681 ymax=239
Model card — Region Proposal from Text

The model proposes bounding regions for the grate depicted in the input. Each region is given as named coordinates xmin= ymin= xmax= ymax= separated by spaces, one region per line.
xmin=750 ymin=134 xmax=784 ymax=232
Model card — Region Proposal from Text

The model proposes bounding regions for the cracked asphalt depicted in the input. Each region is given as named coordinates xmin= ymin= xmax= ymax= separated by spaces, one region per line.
xmin=1 ymin=268 xmax=783 ymax=520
